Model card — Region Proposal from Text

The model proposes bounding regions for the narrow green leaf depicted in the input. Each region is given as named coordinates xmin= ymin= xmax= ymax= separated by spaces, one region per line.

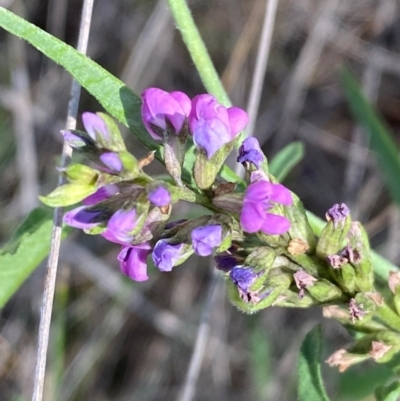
xmin=340 ymin=67 xmax=400 ymax=205
xmin=0 ymin=7 xmax=160 ymax=157
xmin=297 ymin=325 xmax=331 ymax=401
xmin=269 ymin=141 xmax=304 ymax=181
xmin=0 ymin=207 xmax=69 ymax=308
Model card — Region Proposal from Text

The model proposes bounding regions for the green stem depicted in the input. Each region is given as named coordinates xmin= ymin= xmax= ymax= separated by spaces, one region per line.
xmin=167 ymin=0 xmax=230 ymax=106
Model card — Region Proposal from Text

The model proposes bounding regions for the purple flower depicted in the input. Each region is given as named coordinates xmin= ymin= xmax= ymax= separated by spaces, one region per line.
xmin=82 ymin=112 xmax=109 ymax=142
xmin=141 ymin=88 xmax=191 ymax=140
xmin=237 ymin=137 xmax=264 ymax=168
xmin=62 ymin=130 xmax=95 ymax=149
xmin=240 ymin=179 xmax=292 ymax=235
xmin=189 ymin=94 xmax=248 ymax=159
xmin=101 ymin=209 xmax=138 ymax=245
xmin=229 ymin=266 xmax=259 ymax=293
xmin=326 ymin=203 xmax=350 ymax=226
xmin=118 ymin=243 xmax=152 ymax=282
xmin=83 ymin=184 xmax=119 ymax=206
xmin=147 ymin=186 xmax=171 ymax=207
xmin=99 ymin=152 xmax=123 ymax=173
xmin=63 ymin=206 xmax=104 ymax=229
xmin=214 ymin=252 xmax=238 ymax=272
xmin=152 ymin=239 xmax=184 ymax=272
xmin=191 ymin=225 xmax=222 ymax=256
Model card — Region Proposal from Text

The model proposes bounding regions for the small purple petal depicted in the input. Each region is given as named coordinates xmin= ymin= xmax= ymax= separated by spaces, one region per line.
xmin=102 ymin=209 xmax=138 ymax=245
xmin=237 ymin=137 xmax=264 ymax=168
xmin=63 ymin=206 xmax=103 ymax=229
xmin=170 ymin=91 xmax=191 ymax=117
xmin=83 ymin=184 xmax=119 ymax=206
xmin=100 ymin=152 xmax=123 ymax=173
xmin=229 ymin=266 xmax=259 ymax=292
xmin=327 ymin=203 xmax=350 ymax=223
xmin=191 ymin=225 xmax=222 ymax=256
xmin=82 ymin=112 xmax=109 ymax=141
xmin=118 ymin=243 xmax=152 ymax=282
xmin=148 ymin=186 xmax=171 ymax=207
xmin=152 ymin=240 xmax=184 ymax=272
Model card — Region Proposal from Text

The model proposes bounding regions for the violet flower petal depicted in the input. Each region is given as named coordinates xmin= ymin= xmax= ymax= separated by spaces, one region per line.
xmin=83 ymin=184 xmax=119 ymax=206
xmin=82 ymin=112 xmax=109 ymax=141
xmin=147 ymin=186 xmax=171 ymax=207
xmin=102 ymin=209 xmax=137 ymax=245
xmin=99 ymin=152 xmax=123 ymax=173
xmin=152 ymin=240 xmax=184 ymax=272
xmin=63 ymin=206 xmax=103 ymax=229
xmin=240 ymin=202 xmax=265 ymax=233
xmin=118 ymin=243 xmax=152 ymax=282
xmin=229 ymin=266 xmax=259 ymax=292
xmin=191 ymin=225 xmax=222 ymax=256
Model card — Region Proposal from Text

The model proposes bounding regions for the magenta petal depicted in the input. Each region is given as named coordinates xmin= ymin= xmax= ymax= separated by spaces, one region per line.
xmin=269 ymin=183 xmax=293 ymax=206
xmin=240 ymin=203 xmax=264 ymax=233
xmin=118 ymin=244 xmax=151 ymax=282
xmin=245 ymin=180 xmax=275 ymax=202
xmin=102 ymin=209 xmax=137 ymax=245
xmin=170 ymin=91 xmax=191 ymax=116
xmin=227 ymin=106 xmax=248 ymax=136
xmin=82 ymin=112 xmax=108 ymax=141
xmin=261 ymin=213 xmax=291 ymax=235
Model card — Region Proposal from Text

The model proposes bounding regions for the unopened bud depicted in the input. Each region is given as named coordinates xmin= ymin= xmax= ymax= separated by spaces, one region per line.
xmin=316 ymin=203 xmax=351 ymax=259
xmin=39 ymin=183 xmax=97 ymax=207
xmin=64 ymin=164 xmax=98 ymax=184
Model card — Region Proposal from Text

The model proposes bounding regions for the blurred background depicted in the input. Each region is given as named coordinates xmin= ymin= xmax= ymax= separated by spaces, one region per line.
xmin=1 ymin=0 xmax=400 ymax=400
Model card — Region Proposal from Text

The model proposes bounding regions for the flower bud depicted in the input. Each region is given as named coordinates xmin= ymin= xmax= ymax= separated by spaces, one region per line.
xmin=326 ymin=349 xmax=369 ymax=372
xmin=316 ymin=203 xmax=351 ymax=259
xmin=152 ymin=239 xmax=192 ymax=272
xmin=326 ymin=254 xmax=356 ymax=295
xmin=118 ymin=243 xmax=152 ymax=282
xmin=346 ymin=222 xmax=374 ymax=292
xmin=64 ymin=163 xmax=99 ymax=184
xmin=82 ymin=112 xmax=126 ymax=152
xmin=237 ymin=137 xmax=266 ymax=172
xmin=141 ymin=88 xmax=191 ymax=140
xmin=191 ymin=225 xmax=222 ymax=256
xmin=189 ymin=94 xmax=248 ymax=159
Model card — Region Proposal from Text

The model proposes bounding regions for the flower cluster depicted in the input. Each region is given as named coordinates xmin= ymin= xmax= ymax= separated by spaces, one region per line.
xmin=40 ymin=86 xmax=400 ymax=371
xmin=40 ymin=88 xmax=294 ymax=285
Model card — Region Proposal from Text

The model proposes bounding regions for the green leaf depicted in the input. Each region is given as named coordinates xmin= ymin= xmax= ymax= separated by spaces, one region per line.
xmin=0 ymin=7 xmax=161 ymax=158
xmin=39 ymin=183 xmax=96 ymax=207
xmin=375 ymin=381 xmax=400 ymax=401
xmin=269 ymin=141 xmax=304 ymax=181
xmin=340 ymin=67 xmax=400 ymax=205
xmin=0 ymin=207 xmax=70 ymax=308
xmin=297 ymin=325 xmax=331 ymax=401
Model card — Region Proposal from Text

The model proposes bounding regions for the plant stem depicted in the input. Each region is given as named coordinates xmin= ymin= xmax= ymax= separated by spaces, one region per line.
xmin=167 ymin=0 xmax=230 ymax=106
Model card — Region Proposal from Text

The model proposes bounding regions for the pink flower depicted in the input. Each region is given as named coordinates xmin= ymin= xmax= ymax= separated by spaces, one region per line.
xmin=189 ymin=94 xmax=248 ymax=158
xmin=141 ymin=88 xmax=191 ymax=140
